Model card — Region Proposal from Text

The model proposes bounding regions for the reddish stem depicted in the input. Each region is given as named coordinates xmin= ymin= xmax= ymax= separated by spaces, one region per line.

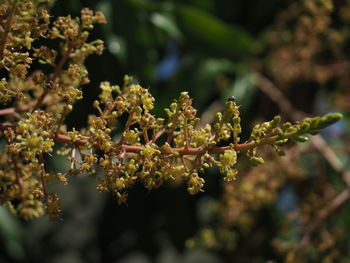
xmin=2 ymin=125 xmax=25 ymax=192
xmin=143 ymin=129 xmax=149 ymax=144
xmin=54 ymin=129 xmax=295 ymax=156
xmin=0 ymin=122 xmax=298 ymax=156
xmin=32 ymin=45 xmax=74 ymax=111
xmin=150 ymin=128 xmax=165 ymax=144
xmin=38 ymin=154 xmax=49 ymax=204
xmin=12 ymin=155 xmax=24 ymax=191
xmin=0 ymin=107 xmax=16 ymax=116
xmin=184 ymin=118 xmax=189 ymax=148
xmin=166 ymin=131 xmax=174 ymax=145
xmin=0 ymin=104 xmax=34 ymax=116
xmin=117 ymin=110 xmax=135 ymax=146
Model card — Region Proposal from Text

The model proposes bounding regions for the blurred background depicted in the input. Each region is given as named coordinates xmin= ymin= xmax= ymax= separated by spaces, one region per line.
xmin=1 ymin=0 xmax=350 ymax=262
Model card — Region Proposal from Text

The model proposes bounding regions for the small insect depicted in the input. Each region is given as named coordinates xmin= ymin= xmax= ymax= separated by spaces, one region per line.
xmin=227 ymin=96 xmax=236 ymax=102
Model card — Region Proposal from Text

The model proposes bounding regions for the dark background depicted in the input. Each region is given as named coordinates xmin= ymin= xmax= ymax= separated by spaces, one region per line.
xmin=1 ymin=0 xmax=350 ymax=262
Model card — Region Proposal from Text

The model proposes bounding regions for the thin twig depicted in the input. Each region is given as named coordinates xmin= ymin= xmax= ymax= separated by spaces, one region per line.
xmin=254 ymin=72 xmax=305 ymax=120
xmin=255 ymin=71 xmax=350 ymax=247
xmin=256 ymin=72 xmax=350 ymax=184
xmin=38 ymin=154 xmax=49 ymax=203
xmin=0 ymin=107 xmax=17 ymax=116
xmin=184 ymin=118 xmax=189 ymax=148
xmin=143 ymin=128 xmax=149 ymax=144
xmin=117 ymin=110 xmax=135 ymax=146
xmin=70 ymin=147 xmax=77 ymax=170
xmin=32 ymin=45 xmax=74 ymax=111
xmin=150 ymin=128 xmax=165 ymax=144
xmin=0 ymin=104 xmax=34 ymax=116
xmin=1 ymin=124 xmax=25 ymax=192
xmin=300 ymin=188 xmax=350 ymax=248
xmin=12 ymin=155 xmax=24 ymax=192
xmin=54 ymin=109 xmax=68 ymax=137
xmin=309 ymin=136 xmax=350 ymax=188
xmin=166 ymin=131 xmax=174 ymax=145
xmin=0 ymin=0 xmax=17 ymax=64
xmin=198 ymin=100 xmax=223 ymax=128
xmin=0 ymin=44 xmax=73 ymax=116
xmin=0 ymin=121 xmax=325 ymax=156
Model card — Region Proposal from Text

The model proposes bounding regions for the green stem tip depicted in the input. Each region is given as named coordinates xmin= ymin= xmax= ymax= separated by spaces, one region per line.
xmin=317 ymin=113 xmax=343 ymax=129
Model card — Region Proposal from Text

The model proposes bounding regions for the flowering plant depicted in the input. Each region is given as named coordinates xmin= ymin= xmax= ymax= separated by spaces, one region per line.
xmin=0 ymin=0 xmax=341 ymax=222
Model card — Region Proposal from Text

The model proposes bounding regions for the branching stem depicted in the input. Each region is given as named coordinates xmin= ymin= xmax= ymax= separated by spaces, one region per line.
xmin=0 ymin=0 xmax=17 ymax=64
xmin=32 ymin=45 xmax=74 ymax=111
xmin=38 ymin=154 xmax=49 ymax=203
xmin=0 ymin=122 xmax=304 ymax=155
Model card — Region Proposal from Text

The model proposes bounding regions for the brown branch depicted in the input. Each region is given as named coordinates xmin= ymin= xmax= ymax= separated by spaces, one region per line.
xmin=309 ymin=136 xmax=350 ymax=188
xmin=198 ymin=100 xmax=223 ymax=128
xmin=150 ymin=128 xmax=165 ymax=144
xmin=0 ymin=104 xmax=34 ymax=116
xmin=2 ymin=124 xmax=25 ymax=192
xmin=255 ymin=71 xmax=350 ymax=248
xmin=166 ymin=131 xmax=174 ymax=145
xmin=0 ymin=118 xmax=319 ymax=157
xmin=69 ymin=147 xmax=77 ymax=170
xmin=32 ymin=45 xmax=74 ymax=111
xmin=0 ymin=107 xmax=17 ymax=116
xmin=254 ymin=72 xmax=305 ymax=120
xmin=0 ymin=44 xmax=73 ymax=116
xmin=38 ymin=154 xmax=49 ymax=203
xmin=54 ymin=111 xmax=66 ymax=137
xmin=116 ymin=110 xmax=135 ymax=146
xmin=300 ymin=188 xmax=350 ymax=248
xmin=255 ymin=72 xmax=350 ymax=185
xmin=12 ymin=154 xmax=25 ymax=192
xmin=54 ymin=126 xmax=300 ymax=155
xmin=184 ymin=118 xmax=189 ymax=148
xmin=142 ymin=129 xmax=149 ymax=144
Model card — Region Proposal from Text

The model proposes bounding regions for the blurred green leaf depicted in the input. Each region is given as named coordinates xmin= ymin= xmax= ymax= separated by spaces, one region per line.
xmin=175 ymin=5 xmax=254 ymax=58
xmin=126 ymin=0 xmax=161 ymax=11
xmin=0 ymin=207 xmax=25 ymax=260
xmin=181 ymin=0 xmax=215 ymax=11
xmin=150 ymin=13 xmax=184 ymax=41
xmin=106 ymin=34 xmax=127 ymax=63
xmin=190 ymin=59 xmax=257 ymax=109
xmin=96 ymin=1 xmax=113 ymax=32
xmin=68 ymin=0 xmax=81 ymax=12
xmin=225 ymin=71 xmax=257 ymax=112
xmin=191 ymin=58 xmax=237 ymax=105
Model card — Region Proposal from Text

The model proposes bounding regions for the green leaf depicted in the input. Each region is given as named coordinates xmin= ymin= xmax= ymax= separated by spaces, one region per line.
xmin=0 ymin=207 xmax=25 ymax=259
xmin=96 ymin=1 xmax=113 ymax=31
xmin=150 ymin=13 xmax=183 ymax=41
xmin=126 ymin=0 xmax=161 ymax=11
xmin=223 ymin=65 xmax=258 ymax=112
xmin=190 ymin=59 xmax=237 ymax=106
xmin=106 ymin=34 xmax=127 ymax=63
xmin=175 ymin=5 xmax=254 ymax=58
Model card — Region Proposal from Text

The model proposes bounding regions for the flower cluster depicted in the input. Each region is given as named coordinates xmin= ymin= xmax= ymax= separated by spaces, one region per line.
xmin=0 ymin=0 xmax=342 ymax=220
xmin=14 ymin=110 xmax=55 ymax=161
xmin=59 ymin=77 xmax=342 ymax=207
xmin=185 ymin=148 xmax=305 ymax=251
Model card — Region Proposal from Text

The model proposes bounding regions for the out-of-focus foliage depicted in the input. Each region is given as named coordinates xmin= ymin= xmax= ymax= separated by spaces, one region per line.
xmin=0 ymin=0 xmax=350 ymax=263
